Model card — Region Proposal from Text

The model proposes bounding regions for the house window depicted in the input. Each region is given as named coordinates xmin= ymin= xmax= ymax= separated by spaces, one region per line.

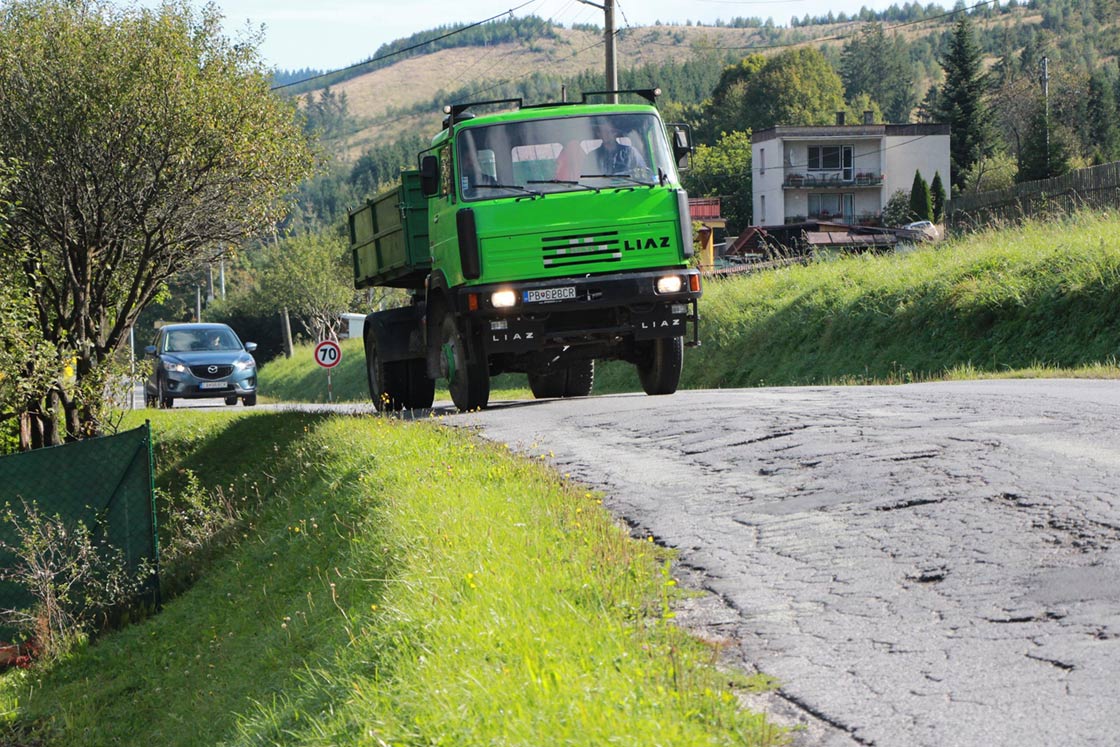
xmin=809 ymin=193 xmax=841 ymax=218
xmin=808 ymin=193 xmax=854 ymax=220
xmin=808 ymin=146 xmax=840 ymax=171
xmin=808 ymin=145 xmax=854 ymax=175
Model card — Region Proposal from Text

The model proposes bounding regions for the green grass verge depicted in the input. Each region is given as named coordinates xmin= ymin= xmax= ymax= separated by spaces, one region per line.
xmin=0 ymin=410 xmax=782 ymax=746
xmin=258 ymin=336 xmax=533 ymax=403
xmin=258 ymin=212 xmax=1120 ymax=404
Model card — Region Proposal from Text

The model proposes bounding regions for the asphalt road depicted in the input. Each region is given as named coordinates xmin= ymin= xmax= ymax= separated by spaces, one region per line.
xmin=453 ymin=380 xmax=1120 ymax=747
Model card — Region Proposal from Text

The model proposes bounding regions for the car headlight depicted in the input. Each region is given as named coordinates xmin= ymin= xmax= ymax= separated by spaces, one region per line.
xmin=491 ymin=289 xmax=517 ymax=309
xmin=234 ymin=358 xmax=256 ymax=371
xmin=656 ymin=275 xmax=683 ymax=294
xmin=162 ymin=359 xmax=187 ymax=374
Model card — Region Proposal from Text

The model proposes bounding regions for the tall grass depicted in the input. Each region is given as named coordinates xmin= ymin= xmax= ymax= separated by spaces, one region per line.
xmin=262 ymin=212 xmax=1120 ymax=401
xmin=0 ymin=411 xmax=781 ymax=746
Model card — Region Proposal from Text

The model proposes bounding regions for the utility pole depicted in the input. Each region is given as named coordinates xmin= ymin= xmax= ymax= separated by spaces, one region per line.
xmin=578 ymin=0 xmax=618 ymax=103
xmin=1041 ymin=55 xmax=1050 ymax=177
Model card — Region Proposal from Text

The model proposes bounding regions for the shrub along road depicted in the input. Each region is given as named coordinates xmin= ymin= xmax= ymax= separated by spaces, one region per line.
xmin=454 ymin=380 xmax=1120 ymax=747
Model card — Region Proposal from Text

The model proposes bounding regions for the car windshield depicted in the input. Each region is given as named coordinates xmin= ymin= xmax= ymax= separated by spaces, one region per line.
xmin=162 ymin=328 xmax=241 ymax=353
xmin=455 ymin=112 xmax=678 ymax=201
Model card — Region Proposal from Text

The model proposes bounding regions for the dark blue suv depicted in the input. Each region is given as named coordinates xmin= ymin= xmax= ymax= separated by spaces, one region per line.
xmin=144 ymin=323 xmax=258 ymax=408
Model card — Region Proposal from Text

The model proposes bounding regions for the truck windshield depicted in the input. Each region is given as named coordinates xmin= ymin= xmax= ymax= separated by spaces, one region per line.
xmin=455 ymin=113 xmax=678 ymax=201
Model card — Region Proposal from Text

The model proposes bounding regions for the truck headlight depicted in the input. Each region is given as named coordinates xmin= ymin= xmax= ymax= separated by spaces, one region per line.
xmin=656 ymin=275 xmax=683 ymax=294
xmin=491 ymin=289 xmax=517 ymax=308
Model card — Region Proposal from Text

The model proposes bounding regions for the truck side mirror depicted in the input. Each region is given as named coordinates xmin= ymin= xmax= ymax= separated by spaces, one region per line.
xmin=671 ymin=126 xmax=692 ymax=171
xmin=420 ymin=155 xmax=439 ymax=197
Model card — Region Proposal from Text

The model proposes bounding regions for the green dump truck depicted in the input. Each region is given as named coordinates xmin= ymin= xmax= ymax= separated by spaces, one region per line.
xmin=348 ymin=89 xmax=702 ymax=412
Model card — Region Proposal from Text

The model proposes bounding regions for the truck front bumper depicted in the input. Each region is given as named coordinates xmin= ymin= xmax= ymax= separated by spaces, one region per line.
xmin=452 ymin=268 xmax=701 ymax=354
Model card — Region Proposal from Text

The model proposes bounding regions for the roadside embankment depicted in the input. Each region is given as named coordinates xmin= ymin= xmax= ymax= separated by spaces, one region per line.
xmin=0 ymin=410 xmax=782 ymax=746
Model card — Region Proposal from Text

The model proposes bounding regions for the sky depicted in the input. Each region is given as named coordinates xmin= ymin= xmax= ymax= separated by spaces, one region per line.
xmin=179 ymin=0 xmax=942 ymax=73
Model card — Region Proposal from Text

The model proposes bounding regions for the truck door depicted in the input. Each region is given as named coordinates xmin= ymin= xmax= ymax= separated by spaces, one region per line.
xmin=428 ymin=143 xmax=460 ymax=283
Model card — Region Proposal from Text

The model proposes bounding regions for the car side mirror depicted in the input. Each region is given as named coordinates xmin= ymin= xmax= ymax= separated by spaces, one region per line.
xmin=420 ymin=155 xmax=439 ymax=197
xmin=144 ymin=345 xmax=157 ymax=357
xmin=671 ymin=125 xmax=692 ymax=171
xmin=244 ymin=342 xmax=257 ymax=353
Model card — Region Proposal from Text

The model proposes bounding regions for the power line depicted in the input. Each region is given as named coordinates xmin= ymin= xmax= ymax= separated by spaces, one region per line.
xmin=270 ymin=0 xmax=542 ymax=92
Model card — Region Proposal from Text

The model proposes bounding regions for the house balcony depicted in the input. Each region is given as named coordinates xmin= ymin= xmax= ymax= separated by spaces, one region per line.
xmin=784 ymin=172 xmax=883 ymax=189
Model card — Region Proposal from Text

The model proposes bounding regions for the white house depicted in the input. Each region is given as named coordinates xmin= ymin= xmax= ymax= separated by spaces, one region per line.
xmin=751 ymin=114 xmax=950 ymax=226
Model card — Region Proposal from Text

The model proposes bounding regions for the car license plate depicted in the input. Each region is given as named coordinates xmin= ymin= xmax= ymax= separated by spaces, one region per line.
xmin=524 ymin=286 xmax=576 ymax=303
xmin=199 ymin=381 xmax=227 ymax=390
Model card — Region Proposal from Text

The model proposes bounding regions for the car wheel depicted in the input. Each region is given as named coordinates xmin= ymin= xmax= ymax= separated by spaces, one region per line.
xmin=439 ymin=313 xmax=489 ymax=412
xmin=225 ymin=396 xmax=238 ymax=406
xmin=158 ymin=377 xmax=174 ymax=409
xmin=636 ymin=337 xmax=683 ymax=396
xmin=242 ymin=393 xmax=257 ymax=407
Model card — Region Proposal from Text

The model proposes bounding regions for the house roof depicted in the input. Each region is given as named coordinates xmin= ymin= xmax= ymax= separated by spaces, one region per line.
xmin=752 ymin=123 xmax=950 ymax=143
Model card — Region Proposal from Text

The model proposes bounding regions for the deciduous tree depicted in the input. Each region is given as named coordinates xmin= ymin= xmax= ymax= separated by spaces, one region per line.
xmin=683 ymin=130 xmax=753 ymax=233
xmin=0 ymin=0 xmax=316 ymax=448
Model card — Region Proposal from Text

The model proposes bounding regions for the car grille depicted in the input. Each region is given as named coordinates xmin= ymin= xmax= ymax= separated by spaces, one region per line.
xmin=190 ymin=364 xmax=234 ymax=379
xmin=540 ymin=230 xmax=622 ymax=269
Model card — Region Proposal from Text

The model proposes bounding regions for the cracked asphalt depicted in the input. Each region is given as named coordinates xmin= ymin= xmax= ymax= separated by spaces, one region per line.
xmin=456 ymin=379 xmax=1120 ymax=747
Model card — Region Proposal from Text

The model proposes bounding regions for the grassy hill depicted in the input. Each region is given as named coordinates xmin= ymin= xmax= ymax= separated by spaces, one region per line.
xmin=296 ymin=5 xmax=1074 ymax=165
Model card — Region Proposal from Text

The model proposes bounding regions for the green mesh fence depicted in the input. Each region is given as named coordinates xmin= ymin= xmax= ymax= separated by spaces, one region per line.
xmin=0 ymin=423 xmax=158 ymax=642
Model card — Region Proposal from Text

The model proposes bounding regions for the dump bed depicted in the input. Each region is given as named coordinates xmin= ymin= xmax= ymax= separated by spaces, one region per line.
xmin=349 ymin=170 xmax=431 ymax=290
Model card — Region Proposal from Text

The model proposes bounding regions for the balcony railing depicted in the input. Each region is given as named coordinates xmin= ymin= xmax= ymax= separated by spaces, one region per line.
xmin=784 ymin=173 xmax=883 ymax=188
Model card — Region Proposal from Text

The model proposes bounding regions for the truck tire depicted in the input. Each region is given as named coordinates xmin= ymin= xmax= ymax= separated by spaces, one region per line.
xmin=636 ymin=336 xmax=683 ymax=396
xmin=440 ymin=314 xmax=489 ymax=412
xmin=564 ymin=359 xmax=595 ymax=397
xmin=528 ymin=368 xmax=566 ymax=399
xmin=528 ymin=359 xmax=595 ymax=399
xmin=366 ymin=334 xmax=408 ymax=411
xmin=404 ymin=358 xmax=436 ymax=410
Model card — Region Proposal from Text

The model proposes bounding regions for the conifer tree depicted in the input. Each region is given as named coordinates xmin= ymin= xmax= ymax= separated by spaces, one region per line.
xmin=935 ymin=15 xmax=995 ymax=193
xmin=930 ymin=171 xmax=947 ymax=223
xmin=909 ymin=170 xmax=933 ymax=222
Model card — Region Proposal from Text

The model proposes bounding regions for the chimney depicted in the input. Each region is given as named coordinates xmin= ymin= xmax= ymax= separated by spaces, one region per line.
xmin=863 ymin=110 xmax=874 ymax=125
xmin=836 ymin=111 xmax=846 ymax=126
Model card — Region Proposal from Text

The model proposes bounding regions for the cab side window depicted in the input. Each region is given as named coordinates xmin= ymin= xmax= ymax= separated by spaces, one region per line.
xmin=438 ymin=145 xmax=452 ymax=198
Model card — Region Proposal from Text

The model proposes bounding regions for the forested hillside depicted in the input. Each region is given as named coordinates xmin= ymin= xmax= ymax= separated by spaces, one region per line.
xmin=166 ymin=0 xmax=1119 ymax=364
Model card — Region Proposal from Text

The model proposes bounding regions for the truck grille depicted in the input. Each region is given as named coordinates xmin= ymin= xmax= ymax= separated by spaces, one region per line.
xmin=540 ymin=230 xmax=622 ymax=269
xmin=190 ymin=364 xmax=233 ymax=379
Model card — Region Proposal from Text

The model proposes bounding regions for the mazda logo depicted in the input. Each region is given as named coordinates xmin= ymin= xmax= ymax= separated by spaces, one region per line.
xmin=207 ymin=365 xmax=218 ymax=374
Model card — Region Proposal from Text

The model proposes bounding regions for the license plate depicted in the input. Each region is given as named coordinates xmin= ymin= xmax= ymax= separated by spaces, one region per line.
xmin=524 ymin=286 xmax=576 ymax=303
xmin=199 ymin=381 xmax=227 ymax=390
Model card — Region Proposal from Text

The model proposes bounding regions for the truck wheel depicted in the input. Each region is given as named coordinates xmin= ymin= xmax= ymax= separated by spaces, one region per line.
xmin=404 ymin=358 xmax=436 ymax=410
xmin=564 ymin=359 xmax=595 ymax=397
xmin=636 ymin=337 xmax=683 ymax=396
xmin=440 ymin=314 xmax=489 ymax=411
xmin=528 ymin=359 xmax=595 ymax=399
xmin=528 ymin=368 xmax=566 ymax=399
xmin=366 ymin=334 xmax=408 ymax=411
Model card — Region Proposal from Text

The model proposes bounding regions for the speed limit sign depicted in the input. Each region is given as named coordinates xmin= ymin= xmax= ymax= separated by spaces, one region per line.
xmin=314 ymin=340 xmax=341 ymax=369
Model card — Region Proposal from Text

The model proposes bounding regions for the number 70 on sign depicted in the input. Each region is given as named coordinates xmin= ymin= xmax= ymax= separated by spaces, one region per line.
xmin=314 ymin=340 xmax=341 ymax=368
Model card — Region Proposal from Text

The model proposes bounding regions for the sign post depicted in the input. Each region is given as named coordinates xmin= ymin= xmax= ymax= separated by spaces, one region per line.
xmin=314 ymin=340 xmax=342 ymax=403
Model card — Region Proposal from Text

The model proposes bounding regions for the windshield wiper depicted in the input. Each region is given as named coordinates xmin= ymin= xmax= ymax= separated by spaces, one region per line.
xmin=527 ymin=179 xmax=601 ymax=193
xmin=578 ymin=173 xmax=657 ymax=188
xmin=472 ymin=183 xmax=543 ymax=198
